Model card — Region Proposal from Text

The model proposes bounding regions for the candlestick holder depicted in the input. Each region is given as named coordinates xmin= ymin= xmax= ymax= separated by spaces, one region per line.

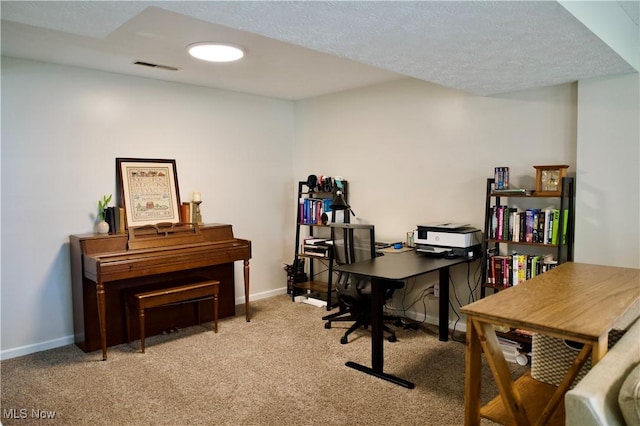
xmin=192 ymin=201 xmax=203 ymax=225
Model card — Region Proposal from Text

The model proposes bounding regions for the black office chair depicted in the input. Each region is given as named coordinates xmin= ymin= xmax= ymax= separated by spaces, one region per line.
xmin=322 ymin=223 xmax=404 ymax=344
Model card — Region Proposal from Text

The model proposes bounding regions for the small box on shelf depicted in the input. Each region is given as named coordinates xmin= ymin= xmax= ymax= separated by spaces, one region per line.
xmin=494 ymin=166 xmax=510 ymax=190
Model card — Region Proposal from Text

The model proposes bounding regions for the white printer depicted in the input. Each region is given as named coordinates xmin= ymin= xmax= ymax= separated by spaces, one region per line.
xmin=414 ymin=223 xmax=482 ymax=258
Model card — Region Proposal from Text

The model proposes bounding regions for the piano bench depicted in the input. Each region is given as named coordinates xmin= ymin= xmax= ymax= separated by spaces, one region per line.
xmin=125 ymin=280 xmax=220 ymax=353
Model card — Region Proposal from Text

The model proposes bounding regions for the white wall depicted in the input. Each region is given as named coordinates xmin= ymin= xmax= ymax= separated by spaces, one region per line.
xmin=294 ymin=78 xmax=578 ymax=326
xmin=575 ymin=73 xmax=640 ymax=268
xmin=1 ymin=57 xmax=296 ymax=359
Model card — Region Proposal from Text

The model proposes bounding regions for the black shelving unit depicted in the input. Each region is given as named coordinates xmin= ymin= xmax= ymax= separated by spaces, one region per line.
xmin=479 ymin=176 xmax=575 ymax=348
xmin=291 ymin=180 xmax=349 ymax=310
xmin=481 ymin=176 xmax=575 ymax=297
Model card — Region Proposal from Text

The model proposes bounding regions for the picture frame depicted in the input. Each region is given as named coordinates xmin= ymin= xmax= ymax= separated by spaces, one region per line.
xmin=116 ymin=158 xmax=181 ymax=228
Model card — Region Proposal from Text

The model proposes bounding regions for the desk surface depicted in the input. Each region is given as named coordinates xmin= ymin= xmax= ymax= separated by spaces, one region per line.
xmin=461 ymin=262 xmax=640 ymax=342
xmin=334 ymin=250 xmax=469 ymax=280
xmin=334 ymin=249 xmax=472 ymax=387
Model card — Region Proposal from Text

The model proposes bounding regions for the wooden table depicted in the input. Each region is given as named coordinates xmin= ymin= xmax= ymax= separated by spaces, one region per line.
xmin=461 ymin=262 xmax=639 ymax=426
xmin=335 ymin=251 xmax=471 ymax=388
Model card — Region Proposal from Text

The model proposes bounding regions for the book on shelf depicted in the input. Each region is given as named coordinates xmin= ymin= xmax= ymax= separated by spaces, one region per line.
xmin=489 ymin=205 xmax=518 ymax=241
xmin=513 ymin=329 xmax=533 ymax=337
xmin=525 ymin=256 xmax=533 ymax=280
xmin=302 ymin=237 xmax=330 ymax=257
xmin=299 ymin=198 xmax=334 ymax=225
xmin=302 ymin=250 xmax=328 ymax=257
xmin=548 ymin=209 xmax=569 ymax=245
xmin=532 ymin=211 xmax=540 ymax=243
xmin=104 ymin=206 xmax=116 ymax=233
xmin=304 ymin=238 xmax=328 ymax=245
xmin=511 ymin=253 xmax=522 ymax=286
xmin=492 ymin=188 xmax=527 ymax=195
xmin=549 ymin=212 xmax=556 ymax=243
xmin=497 ymin=336 xmax=522 ymax=353
xmin=491 ymin=255 xmax=501 ymax=286
xmin=544 ymin=209 xmax=553 ymax=244
xmin=524 ymin=209 xmax=534 ymax=243
xmin=488 ymin=206 xmax=568 ymax=246
xmin=497 ymin=336 xmax=525 ymax=364
xmin=531 ymin=255 xmax=542 ymax=278
xmin=303 ymin=244 xmax=329 ymax=251
xmin=486 ymin=253 xmax=556 ymax=288
xmin=490 ymin=207 xmax=497 ymax=239
xmin=118 ymin=207 xmax=126 ymax=233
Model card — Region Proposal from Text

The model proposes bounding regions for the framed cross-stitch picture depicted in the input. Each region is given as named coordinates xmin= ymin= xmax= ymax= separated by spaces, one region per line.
xmin=116 ymin=158 xmax=181 ymax=228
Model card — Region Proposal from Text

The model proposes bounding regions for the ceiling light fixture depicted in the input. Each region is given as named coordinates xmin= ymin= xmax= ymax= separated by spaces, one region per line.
xmin=187 ymin=42 xmax=245 ymax=63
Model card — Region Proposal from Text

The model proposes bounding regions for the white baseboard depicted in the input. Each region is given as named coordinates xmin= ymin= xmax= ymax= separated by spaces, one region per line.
xmin=236 ymin=287 xmax=287 ymax=305
xmin=1 ymin=335 xmax=75 ymax=361
xmin=1 ymin=289 xmax=290 ymax=360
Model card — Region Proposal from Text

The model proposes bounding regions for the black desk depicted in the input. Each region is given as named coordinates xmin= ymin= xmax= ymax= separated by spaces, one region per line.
xmin=334 ymin=250 xmax=469 ymax=388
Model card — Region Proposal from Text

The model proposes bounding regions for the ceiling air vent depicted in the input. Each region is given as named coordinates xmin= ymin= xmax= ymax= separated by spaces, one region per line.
xmin=133 ymin=61 xmax=179 ymax=71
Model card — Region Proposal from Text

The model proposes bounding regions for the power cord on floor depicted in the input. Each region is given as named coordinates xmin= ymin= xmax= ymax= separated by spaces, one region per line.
xmin=449 ymin=275 xmax=465 ymax=343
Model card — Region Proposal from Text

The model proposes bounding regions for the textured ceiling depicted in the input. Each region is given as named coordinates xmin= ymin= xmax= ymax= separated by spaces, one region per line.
xmin=1 ymin=1 xmax=638 ymax=100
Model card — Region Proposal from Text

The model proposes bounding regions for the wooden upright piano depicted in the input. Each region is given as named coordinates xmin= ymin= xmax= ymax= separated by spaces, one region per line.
xmin=70 ymin=223 xmax=251 ymax=360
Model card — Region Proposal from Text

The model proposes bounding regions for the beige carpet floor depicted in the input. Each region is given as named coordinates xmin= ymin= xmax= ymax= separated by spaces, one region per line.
xmin=1 ymin=294 xmax=524 ymax=425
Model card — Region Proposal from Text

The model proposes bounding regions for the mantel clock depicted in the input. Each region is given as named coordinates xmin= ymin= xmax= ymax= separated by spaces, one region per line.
xmin=534 ymin=165 xmax=569 ymax=196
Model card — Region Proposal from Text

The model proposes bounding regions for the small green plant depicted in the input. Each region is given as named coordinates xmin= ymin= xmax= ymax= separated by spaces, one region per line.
xmin=98 ymin=194 xmax=112 ymax=221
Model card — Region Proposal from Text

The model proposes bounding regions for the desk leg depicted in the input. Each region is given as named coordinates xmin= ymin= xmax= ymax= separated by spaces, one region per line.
xmin=243 ymin=259 xmax=251 ymax=322
xmin=344 ymin=278 xmax=415 ymax=389
xmin=438 ymin=268 xmax=449 ymax=341
xmin=370 ymin=278 xmax=384 ymax=372
xmin=464 ymin=316 xmax=482 ymax=426
xmin=96 ymin=282 xmax=107 ymax=361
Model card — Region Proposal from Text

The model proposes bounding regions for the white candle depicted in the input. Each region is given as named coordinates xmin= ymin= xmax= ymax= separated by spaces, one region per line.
xmin=192 ymin=191 xmax=201 ymax=202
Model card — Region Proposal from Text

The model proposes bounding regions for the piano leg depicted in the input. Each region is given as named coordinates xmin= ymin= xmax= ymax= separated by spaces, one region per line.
xmin=96 ymin=282 xmax=108 ymax=360
xmin=244 ymin=260 xmax=250 ymax=322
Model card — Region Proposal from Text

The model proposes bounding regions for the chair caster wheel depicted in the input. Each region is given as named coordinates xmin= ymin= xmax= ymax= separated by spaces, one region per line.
xmin=340 ymin=336 xmax=348 ymax=344
xmin=388 ymin=335 xmax=397 ymax=342
xmin=324 ymin=322 xmax=331 ymax=329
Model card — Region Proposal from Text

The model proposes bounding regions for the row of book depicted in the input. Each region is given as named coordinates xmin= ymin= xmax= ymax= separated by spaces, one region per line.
xmin=302 ymin=237 xmax=330 ymax=257
xmin=299 ymin=198 xmax=333 ymax=225
xmin=489 ymin=206 xmax=568 ymax=245
xmin=486 ymin=252 xmax=558 ymax=287
xmin=104 ymin=206 xmax=126 ymax=234
xmin=497 ymin=336 xmax=528 ymax=365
